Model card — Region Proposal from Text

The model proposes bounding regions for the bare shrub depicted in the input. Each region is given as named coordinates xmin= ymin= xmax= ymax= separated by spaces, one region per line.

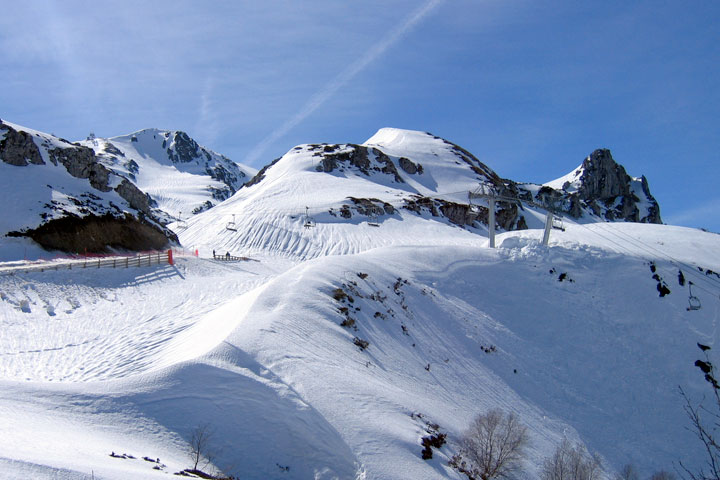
xmin=188 ymin=424 xmax=214 ymax=472
xmin=680 ymin=344 xmax=720 ymax=480
xmin=449 ymin=409 xmax=528 ymax=480
xmin=616 ymin=464 xmax=640 ymax=480
xmin=650 ymin=471 xmax=677 ymax=480
xmin=540 ymin=438 xmax=602 ymax=480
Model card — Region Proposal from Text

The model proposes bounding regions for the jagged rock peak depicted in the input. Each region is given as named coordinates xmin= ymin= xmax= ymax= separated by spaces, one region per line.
xmin=543 ymin=148 xmax=661 ymax=224
xmin=577 ymin=148 xmax=632 ymax=200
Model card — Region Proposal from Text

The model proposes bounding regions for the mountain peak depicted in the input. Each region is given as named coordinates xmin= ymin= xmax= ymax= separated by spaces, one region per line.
xmin=544 ymin=148 xmax=661 ymax=223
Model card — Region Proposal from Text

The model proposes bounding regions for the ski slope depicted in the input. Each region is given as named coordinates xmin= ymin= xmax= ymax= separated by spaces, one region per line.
xmin=2 ymin=128 xmax=719 ymax=479
xmin=1 ymin=220 xmax=719 ymax=479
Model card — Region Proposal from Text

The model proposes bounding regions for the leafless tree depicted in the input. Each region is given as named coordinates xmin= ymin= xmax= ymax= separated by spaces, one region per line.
xmin=650 ymin=471 xmax=677 ymax=480
xmin=188 ymin=424 xmax=214 ymax=472
xmin=616 ymin=464 xmax=639 ymax=480
xmin=679 ymin=344 xmax=720 ymax=480
xmin=449 ymin=409 xmax=528 ymax=480
xmin=540 ymin=438 xmax=602 ymax=480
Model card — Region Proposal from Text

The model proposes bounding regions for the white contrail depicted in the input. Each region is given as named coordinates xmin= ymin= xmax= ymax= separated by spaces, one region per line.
xmin=245 ymin=0 xmax=445 ymax=164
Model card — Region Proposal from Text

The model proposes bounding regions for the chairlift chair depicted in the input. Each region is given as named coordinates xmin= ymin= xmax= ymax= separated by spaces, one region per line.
xmin=368 ymin=211 xmax=380 ymax=227
xmin=303 ymin=207 xmax=315 ymax=229
xmin=552 ymin=215 xmax=565 ymax=232
xmin=467 ymin=190 xmax=482 ymax=214
xmin=687 ymin=281 xmax=702 ymax=311
xmin=226 ymin=214 xmax=238 ymax=232
xmin=176 ymin=212 xmax=188 ymax=230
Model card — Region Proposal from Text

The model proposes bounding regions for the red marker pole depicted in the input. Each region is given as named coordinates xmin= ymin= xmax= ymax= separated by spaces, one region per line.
xmin=168 ymin=249 xmax=174 ymax=265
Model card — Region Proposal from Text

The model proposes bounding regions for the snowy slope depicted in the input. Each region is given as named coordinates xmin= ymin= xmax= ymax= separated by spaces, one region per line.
xmin=1 ymin=224 xmax=719 ymax=479
xmin=80 ymin=129 xmax=256 ymax=223
xmin=1 ymin=126 xmax=717 ymax=479
xmin=179 ymin=128 xmax=534 ymax=260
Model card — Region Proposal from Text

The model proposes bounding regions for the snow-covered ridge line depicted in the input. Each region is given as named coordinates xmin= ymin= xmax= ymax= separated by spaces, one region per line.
xmin=81 ymin=128 xmax=257 ymax=221
xmin=178 ymin=128 xmax=661 ymax=261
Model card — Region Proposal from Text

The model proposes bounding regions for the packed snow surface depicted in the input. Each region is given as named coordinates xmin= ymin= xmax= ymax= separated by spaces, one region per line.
xmin=1 ymin=129 xmax=719 ymax=479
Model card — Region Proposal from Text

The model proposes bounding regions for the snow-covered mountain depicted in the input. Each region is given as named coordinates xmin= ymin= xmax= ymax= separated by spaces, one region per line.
xmin=180 ymin=128 xmax=660 ymax=260
xmin=0 ymin=119 xmax=177 ymax=256
xmin=79 ymin=129 xmax=256 ymax=222
xmin=3 ymin=123 xmax=715 ymax=480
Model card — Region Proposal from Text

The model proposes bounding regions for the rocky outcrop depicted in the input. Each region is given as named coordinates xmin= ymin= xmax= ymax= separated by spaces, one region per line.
xmin=538 ymin=149 xmax=661 ymax=224
xmin=49 ymin=145 xmax=112 ymax=192
xmin=398 ymin=157 xmax=423 ymax=175
xmin=166 ymin=131 xmax=201 ymax=164
xmin=0 ymin=124 xmax=44 ymax=166
xmin=115 ymin=178 xmax=152 ymax=214
xmin=576 ymin=149 xmax=631 ymax=200
xmin=245 ymin=156 xmax=282 ymax=188
xmin=315 ymin=144 xmax=405 ymax=183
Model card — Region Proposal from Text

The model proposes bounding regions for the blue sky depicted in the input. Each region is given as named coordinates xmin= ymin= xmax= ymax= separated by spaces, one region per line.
xmin=1 ymin=1 xmax=718 ymax=231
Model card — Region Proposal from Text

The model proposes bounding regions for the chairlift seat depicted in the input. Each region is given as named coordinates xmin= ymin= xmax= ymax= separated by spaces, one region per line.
xmin=687 ymin=296 xmax=702 ymax=311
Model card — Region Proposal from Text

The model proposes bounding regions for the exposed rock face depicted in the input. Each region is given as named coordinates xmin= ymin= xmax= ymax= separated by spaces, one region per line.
xmin=115 ymin=178 xmax=152 ymax=214
xmin=315 ymin=144 xmax=405 ymax=183
xmin=49 ymin=146 xmax=112 ymax=192
xmin=0 ymin=125 xmax=44 ymax=166
xmin=535 ymin=149 xmax=662 ymax=224
xmin=245 ymin=156 xmax=282 ymax=188
xmin=577 ymin=149 xmax=631 ymax=200
xmin=398 ymin=157 xmax=422 ymax=175
xmin=166 ymin=131 xmax=200 ymax=164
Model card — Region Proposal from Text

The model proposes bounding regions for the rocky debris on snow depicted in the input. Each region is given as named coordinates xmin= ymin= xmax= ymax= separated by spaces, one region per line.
xmin=411 ymin=412 xmax=447 ymax=460
xmin=549 ymin=268 xmax=575 ymax=283
xmin=402 ymin=194 xmax=526 ymax=231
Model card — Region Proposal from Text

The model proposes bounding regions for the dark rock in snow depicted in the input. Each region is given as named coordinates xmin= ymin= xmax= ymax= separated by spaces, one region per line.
xmin=0 ymin=123 xmax=44 ymax=166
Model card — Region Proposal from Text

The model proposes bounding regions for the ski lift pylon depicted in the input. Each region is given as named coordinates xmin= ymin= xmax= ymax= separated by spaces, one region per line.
xmin=226 ymin=214 xmax=237 ymax=232
xmin=687 ymin=281 xmax=702 ymax=311
xmin=303 ymin=206 xmax=315 ymax=229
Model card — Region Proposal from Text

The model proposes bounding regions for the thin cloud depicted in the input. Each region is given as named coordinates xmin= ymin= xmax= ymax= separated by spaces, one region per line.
xmin=195 ymin=77 xmax=221 ymax=147
xmin=244 ymin=0 xmax=445 ymax=165
xmin=664 ymin=198 xmax=720 ymax=230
